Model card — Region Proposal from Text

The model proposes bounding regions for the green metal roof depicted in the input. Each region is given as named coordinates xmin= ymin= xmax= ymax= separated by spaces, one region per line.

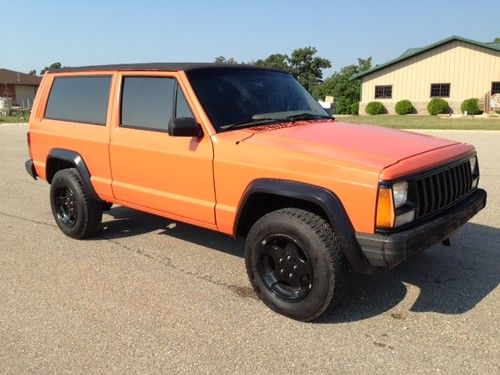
xmin=352 ymin=35 xmax=500 ymax=79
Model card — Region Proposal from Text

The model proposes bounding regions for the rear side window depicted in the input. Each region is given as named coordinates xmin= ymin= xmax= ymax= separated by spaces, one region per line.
xmin=121 ymin=77 xmax=176 ymax=131
xmin=45 ymin=76 xmax=111 ymax=125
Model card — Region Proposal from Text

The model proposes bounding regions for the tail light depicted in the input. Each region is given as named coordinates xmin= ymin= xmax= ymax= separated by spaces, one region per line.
xmin=27 ymin=132 xmax=32 ymax=158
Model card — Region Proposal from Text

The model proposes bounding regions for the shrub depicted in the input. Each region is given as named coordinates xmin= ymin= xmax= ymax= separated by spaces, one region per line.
xmin=427 ymin=98 xmax=449 ymax=115
xmin=460 ymin=98 xmax=482 ymax=115
xmin=365 ymin=101 xmax=385 ymax=115
xmin=350 ymin=102 xmax=359 ymax=115
xmin=395 ymin=99 xmax=414 ymax=115
xmin=335 ymin=97 xmax=352 ymax=114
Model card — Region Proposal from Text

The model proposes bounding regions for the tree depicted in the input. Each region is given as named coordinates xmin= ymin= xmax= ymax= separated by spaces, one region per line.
xmin=28 ymin=69 xmax=37 ymax=75
xmin=253 ymin=47 xmax=331 ymax=92
xmin=288 ymin=47 xmax=331 ymax=92
xmin=214 ymin=56 xmax=238 ymax=64
xmin=253 ymin=53 xmax=291 ymax=73
xmin=312 ymin=57 xmax=372 ymax=114
xmin=40 ymin=62 xmax=63 ymax=75
xmin=215 ymin=48 xmax=331 ymax=93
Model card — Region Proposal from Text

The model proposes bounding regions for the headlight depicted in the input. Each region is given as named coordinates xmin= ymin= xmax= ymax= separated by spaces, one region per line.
xmin=392 ymin=181 xmax=408 ymax=209
xmin=376 ymin=180 xmax=416 ymax=229
xmin=394 ymin=209 xmax=415 ymax=227
xmin=470 ymin=155 xmax=479 ymax=188
xmin=469 ymin=155 xmax=477 ymax=175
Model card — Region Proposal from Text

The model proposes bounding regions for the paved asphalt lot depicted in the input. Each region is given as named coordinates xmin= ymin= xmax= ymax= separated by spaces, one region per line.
xmin=0 ymin=124 xmax=498 ymax=374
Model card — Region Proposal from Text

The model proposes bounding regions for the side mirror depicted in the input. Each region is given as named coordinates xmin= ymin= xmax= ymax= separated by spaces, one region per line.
xmin=168 ymin=117 xmax=202 ymax=137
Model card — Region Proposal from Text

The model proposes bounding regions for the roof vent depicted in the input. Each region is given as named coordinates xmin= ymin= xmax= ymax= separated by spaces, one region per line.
xmin=17 ymin=72 xmax=20 ymax=82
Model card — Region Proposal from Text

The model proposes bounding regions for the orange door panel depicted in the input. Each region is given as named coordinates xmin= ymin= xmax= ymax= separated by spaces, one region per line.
xmin=109 ymin=129 xmax=215 ymax=224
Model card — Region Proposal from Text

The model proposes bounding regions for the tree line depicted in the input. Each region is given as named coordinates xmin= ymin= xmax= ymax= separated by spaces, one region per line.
xmin=33 ymin=47 xmax=370 ymax=115
xmin=28 ymin=62 xmax=62 ymax=76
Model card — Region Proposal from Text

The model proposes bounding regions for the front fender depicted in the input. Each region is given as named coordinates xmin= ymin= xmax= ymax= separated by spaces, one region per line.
xmin=234 ymin=179 xmax=379 ymax=274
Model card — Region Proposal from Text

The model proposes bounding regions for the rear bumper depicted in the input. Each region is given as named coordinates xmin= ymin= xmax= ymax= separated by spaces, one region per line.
xmin=356 ymin=188 xmax=487 ymax=269
xmin=25 ymin=159 xmax=37 ymax=180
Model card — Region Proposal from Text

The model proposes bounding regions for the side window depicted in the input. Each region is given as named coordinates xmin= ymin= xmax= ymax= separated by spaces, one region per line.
xmin=121 ymin=77 xmax=175 ymax=131
xmin=45 ymin=76 xmax=111 ymax=125
xmin=175 ymin=87 xmax=194 ymax=118
xmin=430 ymin=83 xmax=450 ymax=98
xmin=492 ymin=82 xmax=500 ymax=95
xmin=374 ymin=85 xmax=392 ymax=99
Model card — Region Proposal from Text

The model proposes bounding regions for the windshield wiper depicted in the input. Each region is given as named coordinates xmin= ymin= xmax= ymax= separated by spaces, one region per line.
xmin=285 ymin=112 xmax=331 ymax=122
xmin=220 ymin=118 xmax=285 ymax=131
xmin=220 ymin=113 xmax=331 ymax=131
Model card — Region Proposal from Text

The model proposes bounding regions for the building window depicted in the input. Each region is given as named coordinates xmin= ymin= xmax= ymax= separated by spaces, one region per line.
xmin=374 ymin=85 xmax=392 ymax=99
xmin=430 ymin=83 xmax=450 ymax=97
xmin=492 ymin=82 xmax=500 ymax=95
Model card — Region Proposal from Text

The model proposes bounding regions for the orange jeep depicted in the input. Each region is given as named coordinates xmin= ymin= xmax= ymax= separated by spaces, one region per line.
xmin=25 ymin=63 xmax=486 ymax=321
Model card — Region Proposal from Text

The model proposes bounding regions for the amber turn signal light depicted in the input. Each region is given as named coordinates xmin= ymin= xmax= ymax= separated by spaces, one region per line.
xmin=376 ymin=186 xmax=395 ymax=228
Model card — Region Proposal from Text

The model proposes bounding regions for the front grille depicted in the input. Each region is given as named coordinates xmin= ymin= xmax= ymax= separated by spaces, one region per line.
xmin=413 ymin=159 xmax=473 ymax=219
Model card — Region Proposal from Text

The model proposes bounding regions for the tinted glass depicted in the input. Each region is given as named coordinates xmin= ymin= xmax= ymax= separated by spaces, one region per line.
xmin=430 ymin=83 xmax=450 ymax=97
xmin=188 ymin=68 xmax=328 ymax=131
xmin=121 ymin=77 xmax=175 ymax=130
xmin=374 ymin=85 xmax=392 ymax=99
xmin=176 ymin=88 xmax=194 ymax=118
xmin=45 ymin=76 xmax=111 ymax=125
xmin=493 ymin=82 xmax=500 ymax=95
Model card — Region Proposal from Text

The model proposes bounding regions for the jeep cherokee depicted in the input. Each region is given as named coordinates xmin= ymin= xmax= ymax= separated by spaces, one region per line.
xmin=25 ymin=63 xmax=487 ymax=321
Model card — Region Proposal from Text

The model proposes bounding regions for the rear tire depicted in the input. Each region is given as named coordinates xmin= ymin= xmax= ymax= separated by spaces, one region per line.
xmin=50 ymin=168 xmax=102 ymax=239
xmin=245 ymin=208 xmax=348 ymax=321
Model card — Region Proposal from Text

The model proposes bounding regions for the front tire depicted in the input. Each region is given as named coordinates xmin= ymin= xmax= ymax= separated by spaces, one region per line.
xmin=245 ymin=208 xmax=348 ymax=321
xmin=50 ymin=168 xmax=103 ymax=239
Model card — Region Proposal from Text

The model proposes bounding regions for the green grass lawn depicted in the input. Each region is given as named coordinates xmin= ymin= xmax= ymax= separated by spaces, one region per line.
xmin=3 ymin=113 xmax=500 ymax=130
xmin=338 ymin=115 xmax=500 ymax=130
xmin=0 ymin=115 xmax=30 ymax=124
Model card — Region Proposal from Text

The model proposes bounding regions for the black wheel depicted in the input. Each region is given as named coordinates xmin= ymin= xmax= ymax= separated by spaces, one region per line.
xmin=245 ymin=208 xmax=348 ymax=321
xmin=50 ymin=168 xmax=103 ymax=239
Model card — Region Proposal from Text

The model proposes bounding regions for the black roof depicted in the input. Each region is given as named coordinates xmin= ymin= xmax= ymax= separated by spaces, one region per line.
xmin=53 ymin=62 xmax=284 ymax=73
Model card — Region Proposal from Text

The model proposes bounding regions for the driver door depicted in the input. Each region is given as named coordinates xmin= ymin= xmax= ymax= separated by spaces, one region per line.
xmin=109 ymin=72 xmax=216 ymax=226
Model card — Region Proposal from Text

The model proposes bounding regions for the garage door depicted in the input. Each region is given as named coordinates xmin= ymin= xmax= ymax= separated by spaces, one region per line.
xmin=14 ymin=85 xmax=35 ymax=107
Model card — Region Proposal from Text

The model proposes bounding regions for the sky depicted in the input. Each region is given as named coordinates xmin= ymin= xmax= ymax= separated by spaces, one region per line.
xmin=1 ymin=0 xmax=499 ymax=77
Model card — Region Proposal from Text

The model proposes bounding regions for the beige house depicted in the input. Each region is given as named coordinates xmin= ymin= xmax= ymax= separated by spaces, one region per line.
xmin=353 ymin=36 xmax=500 ymax=114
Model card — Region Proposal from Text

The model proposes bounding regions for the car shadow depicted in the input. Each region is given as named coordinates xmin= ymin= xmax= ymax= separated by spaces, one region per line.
xmin=100 ymin=206 xmax=499 ymax=323
xmin=100 ymin=206 xmax=244 ymax=257
xmin=319 ymin=222 xmax=500 ymax=323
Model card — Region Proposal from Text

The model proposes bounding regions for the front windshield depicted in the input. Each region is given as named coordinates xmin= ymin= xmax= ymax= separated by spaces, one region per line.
xmin=187 ymin=68 xmax=330 ymax=132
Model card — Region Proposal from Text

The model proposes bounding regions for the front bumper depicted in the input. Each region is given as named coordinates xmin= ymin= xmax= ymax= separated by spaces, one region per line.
xmin=356 ymin=188 xmax=487 ymax=269
xmin=25 ymin=159 xmax=37 ymax=180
